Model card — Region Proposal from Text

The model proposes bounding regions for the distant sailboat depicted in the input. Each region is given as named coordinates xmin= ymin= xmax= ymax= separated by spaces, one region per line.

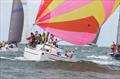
xmin=109 ymin=5 xmax=120 ymax=60
xmin=0 ymin=0 xmax=24 ymax=51
xmin=8 ymin=0 xmax=24 ymax=43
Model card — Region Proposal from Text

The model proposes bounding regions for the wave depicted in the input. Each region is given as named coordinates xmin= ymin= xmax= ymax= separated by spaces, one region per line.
xmin=86 ymin=55 xmax=111 ymax=60
xmin=1 ymin=55 xmax=120 ymax=66
xmin=0 ymin=56 xmax=43 ymax=62
xmin=14 ymin=57 xmax=28 ymax=61
xmin=86 ymin=59 xmax=120 ymax=66
xmin=86 ymin=55 xmax=120 ymax=66
xmin=0 ymin=56 xmax=16 ymax=61
xmin=87 ymin=60 xmax=116 ymax=65
xmin=0 ymin=56 xmax=29 ymax=61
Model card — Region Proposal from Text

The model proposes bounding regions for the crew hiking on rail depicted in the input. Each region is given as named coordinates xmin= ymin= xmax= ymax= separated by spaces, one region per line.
xmin=27 ymin=31 xmax=58 ymax=48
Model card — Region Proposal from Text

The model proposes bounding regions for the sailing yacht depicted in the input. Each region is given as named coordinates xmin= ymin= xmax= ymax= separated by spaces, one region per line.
xmin=109 ymin=5 xmax=120 ymax=60
xmin=1 ymin=0 xmax=24 ymax=51
xmin=23 ymin=0 xmax=119 ymax=61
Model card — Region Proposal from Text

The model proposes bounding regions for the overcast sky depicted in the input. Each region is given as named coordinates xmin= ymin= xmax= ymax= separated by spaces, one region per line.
xmin=0 ymin=0 xmax=119 ymax=47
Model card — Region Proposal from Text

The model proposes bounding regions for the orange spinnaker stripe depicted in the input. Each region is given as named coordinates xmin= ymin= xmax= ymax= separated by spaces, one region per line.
xmin=36 ymin=0 xmax=53 ymax=21
xmin=37 ymin=16 xmax=99 ymax=33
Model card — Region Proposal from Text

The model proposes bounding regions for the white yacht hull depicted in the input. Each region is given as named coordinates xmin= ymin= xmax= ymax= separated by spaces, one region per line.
xmin=24 ymin=45 xmax=76 ymax=62
xmin=24 ymin=47 xmax=52 ymax=61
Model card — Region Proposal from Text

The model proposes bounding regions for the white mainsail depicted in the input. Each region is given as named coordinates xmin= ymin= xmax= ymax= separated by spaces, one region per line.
xmin=96 ymin=6 xmax=120 ymax=47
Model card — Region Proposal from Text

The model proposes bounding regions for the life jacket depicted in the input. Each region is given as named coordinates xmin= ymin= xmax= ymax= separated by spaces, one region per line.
xmin=42 ymin=34 xmax=46 ymax=42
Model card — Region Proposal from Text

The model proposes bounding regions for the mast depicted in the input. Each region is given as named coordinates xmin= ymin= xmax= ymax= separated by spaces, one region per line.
xmin=8 ymin=0 xmax=24 ymax=43
xmin=116 ymin=5 xmax=120 ymax=45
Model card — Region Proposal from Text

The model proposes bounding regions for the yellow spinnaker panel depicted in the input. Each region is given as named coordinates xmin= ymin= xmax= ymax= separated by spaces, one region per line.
xmin=42 ymin=0 xmax=105 ymax=26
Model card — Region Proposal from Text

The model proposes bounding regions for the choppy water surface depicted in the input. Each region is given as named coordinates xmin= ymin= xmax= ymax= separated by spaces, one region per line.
xmin=0 ymin=45 xmax=120 ymax=79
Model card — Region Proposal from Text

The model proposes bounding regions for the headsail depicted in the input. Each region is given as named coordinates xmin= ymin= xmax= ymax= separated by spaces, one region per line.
xmin=8 ymin=0 xmax=24 ymax=43
xmin=35 ymin=0 xmax=120 ymax=45
xmin=96 ymin=5 xmax=120 ymax=47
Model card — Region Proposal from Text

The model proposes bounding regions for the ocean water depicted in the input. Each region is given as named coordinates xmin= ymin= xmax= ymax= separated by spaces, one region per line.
xmin=0 ymin=45 xmax=120 ymax=79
